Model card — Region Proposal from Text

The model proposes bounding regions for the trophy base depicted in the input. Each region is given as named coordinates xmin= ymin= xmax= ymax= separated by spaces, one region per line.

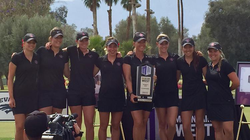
xmin=137 ymin=98 xmax=152 ymax=102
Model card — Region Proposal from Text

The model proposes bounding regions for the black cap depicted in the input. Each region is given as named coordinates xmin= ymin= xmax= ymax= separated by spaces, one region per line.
xmin=50 ymin=29 xmax=63 ymax=38
xmin=25 ymin=111 xmax=48 ymax=138
xmin=133 ymin=32 xmax=147 ymax=42
xmin=106 ymin=38 xmax=119 ymax=47
xmin=182 ymin=37 xmax=195 ymax=47
xmin=157 ymin=36 xmax=170 ymax=44
xmin=208 ymin=42 xmax=222 ymax=50
xmin=76 ymin=32 xmax=89 ymax=40
xmin=23 ymin=33 xmax=37 ymax=43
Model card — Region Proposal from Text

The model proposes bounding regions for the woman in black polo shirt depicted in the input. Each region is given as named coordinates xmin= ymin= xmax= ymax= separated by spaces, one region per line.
xmin=177 ymin=37 xmax=207 ymax=140
xmin=37 ymin=27 xmax=69 ymax=115
xmin=153 ymin=34 xmax=179 ymax=140
xmin=8 ymin=33 xmax=39 ymax=140
xmin=206 ymin=42 xmax=239 ymax=140
xmin=95 ymin=37 xmax=125 ymax=140
xmin=66 ymin=32 xmax=99 ymax=140
xmin=123 ymin=32 xmax=154 ymax=140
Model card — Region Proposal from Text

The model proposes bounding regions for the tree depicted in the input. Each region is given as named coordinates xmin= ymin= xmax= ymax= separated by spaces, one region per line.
xmin=195 ymin=23 xmax=216 ymax=60
xmin=114 ymin=14 xmax=159 ymax=54
xmin=204 ymin=0 xmax=250 ymax=66
xmin=61 ymin=24 xmax=77 ymax=48
xmin=52 ymin=5 xmax=68 ymax=24
xmin=0 ymin=17 xmax=14 ymax=86
xmin=88 ymin=36 xmax=106 ymax=56
xmin=0 ymin=14 xmax=76 ymax=89
xmin=120 ymin=0 xmax=141 ymax=40
xmin=82 ymin=0 xmax=101 ymax=35
xmin=158 ymin=17 xmax=180 ymax=54
xmin=104 ymin=0 xmax=119 ymax=37
xmin=114 ymin=15 xmax=188 ymax=55
xmin=118 ymin=40 xmax=133 ymax=56
xmin=81 ymin=27 xmax=94 ymax=36
xmin=0 ymin=0 xmax=54 ymax=20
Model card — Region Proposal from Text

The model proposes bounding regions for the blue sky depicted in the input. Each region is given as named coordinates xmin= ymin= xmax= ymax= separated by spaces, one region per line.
xmin=51 ymin=0 xmax=209 ymax=38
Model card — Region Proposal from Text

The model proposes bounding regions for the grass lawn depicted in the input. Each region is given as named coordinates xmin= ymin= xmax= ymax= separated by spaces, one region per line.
xmin=1 ymin=85 xmax=8 ymax=91
xmin=1 ymin=86 xmax=249 ymax=139
xmin=1 ymin=107 xmax=250 ymax=140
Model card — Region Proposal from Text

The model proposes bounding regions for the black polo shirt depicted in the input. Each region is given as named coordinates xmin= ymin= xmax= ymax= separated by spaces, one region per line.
xmin=177 ymin=56 xmax=207 ymax=97
xmin=123 ymin=54 xmax=154 ymax=95
xmin=153 ymin=53 xmax=179 ymax=94
xmin=11 ymin=51 xmax=39 ymax=99
xmin=67 ymin=45 xmax=99 ymax=93
xmin=96 ymin=55 xmax=125 ymax=100
xmin=206 ymin=59 xmax=235 ymax=104
xmin=36 ymin=46 xmax=68 ymax=91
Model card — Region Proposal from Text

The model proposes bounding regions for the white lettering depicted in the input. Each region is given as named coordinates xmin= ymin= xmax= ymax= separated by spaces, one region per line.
xmin=191 ymin=124 xmax=196 ymax=137
xmin=175 ymin=123 xmax=213 ymax=137
xmin=205 ymin=123 xmax=212 ymax=136
xmin=176 ymin=115 xmax=182 ymax=123
xmin=0 ymin=97 xmax=9 ymax=103
xmin=176 ymin=124 xmax=184 ymax=137
xmin=191 ymin=116 xmax=196 ymax=123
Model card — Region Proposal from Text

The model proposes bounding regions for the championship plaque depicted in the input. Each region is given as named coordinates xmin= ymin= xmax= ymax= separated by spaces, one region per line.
xmin=136 ymin=63 xmax=154 ymax=102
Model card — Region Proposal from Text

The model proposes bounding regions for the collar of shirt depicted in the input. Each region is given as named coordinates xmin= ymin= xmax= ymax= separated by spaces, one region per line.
xmin=155 ymin=52 xmax=171 ymax=59
xmin=48 ymin=48 xmax=63 ymax=56
xmin=209 ymin=61 xmax=219 ymax=69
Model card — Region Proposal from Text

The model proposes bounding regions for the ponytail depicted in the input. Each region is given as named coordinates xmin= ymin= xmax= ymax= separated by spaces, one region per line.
xmin=217 ymin=51 xmax=225 ymax=71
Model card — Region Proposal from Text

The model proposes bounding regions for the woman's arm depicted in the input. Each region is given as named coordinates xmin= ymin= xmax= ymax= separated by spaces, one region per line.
xmin=93 ymin=65 xmax=100 ymax=76
xmin=176 ymin=70 xmax=181 ymax=82
xmin=8 ymin=62 xmax=16 ymax=108
xmin=63 ymin=62 xmax=70 ymax=80
xmin=123 ymin=63 xmax=137 ymax=103
xmin=202 ymin=65 xmax=207 ymax=85
xmin=202 ymin=65 xmax=207 ymax=77
xmin=228 ymin=72 xmax=240 ymax=90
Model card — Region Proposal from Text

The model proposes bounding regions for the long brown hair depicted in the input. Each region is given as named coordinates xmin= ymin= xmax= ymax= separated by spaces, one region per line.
xmin=192 ymin=49 xmax=200 ymax=71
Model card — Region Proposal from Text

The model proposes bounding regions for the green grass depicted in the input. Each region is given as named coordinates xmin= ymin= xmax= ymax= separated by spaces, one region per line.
xmin=0 ymin=122 xmax=15 ymax=139
xmin=0 ymin=85 xmax=8 ymax=91
xmin=0 ymin=88 xmax=111 ymax=140
xmin=1 ymin=107 xmax=250 ymax=139
xmin=1 ymin=85 xmax=249 ymax=139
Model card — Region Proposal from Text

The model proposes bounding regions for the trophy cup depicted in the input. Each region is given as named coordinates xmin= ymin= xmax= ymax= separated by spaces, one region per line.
xmin=136 ymin=63 xmax=154 ymax=102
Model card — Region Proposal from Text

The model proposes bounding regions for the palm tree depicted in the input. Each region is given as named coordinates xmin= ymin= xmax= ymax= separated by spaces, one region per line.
xmin=83 ymin=0 xmax=101 ymax=35
xmin=121 ymin=0 xmax=140 ymax=40
xmin=104 ymin=0 xmax=119 ymax=37
xmin=120 ymin=0 xmax=131 ymax=40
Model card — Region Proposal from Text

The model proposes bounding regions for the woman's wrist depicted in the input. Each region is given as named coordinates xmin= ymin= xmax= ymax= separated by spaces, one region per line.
xmin=74 ymin=131 xmax=83 ymax=137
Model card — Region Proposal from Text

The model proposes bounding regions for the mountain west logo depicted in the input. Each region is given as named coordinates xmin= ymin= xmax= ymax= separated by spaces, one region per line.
xmin=141 ymin=65 xmax=152 ymax=76
xmin=0 ymin=104 xmax=12 ymax=114
xmin=0 ymin=97 xmax=12 ymax=114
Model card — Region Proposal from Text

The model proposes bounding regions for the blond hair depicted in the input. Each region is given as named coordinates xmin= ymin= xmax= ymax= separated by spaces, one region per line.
xmin=156 ymin=33 xmax=170 ymax=41
xmin=106 ymin=36 xmax=115 ymax=41
xmin=218 ymin=50 xmax=225 ymax=71
xmin=48 ymin=27 xmax=61 ymax=42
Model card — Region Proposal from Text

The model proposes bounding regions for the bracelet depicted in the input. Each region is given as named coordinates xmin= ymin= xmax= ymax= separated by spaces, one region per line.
xmin=129 ymin=92 xmax=133 ymax=96
xmin=74 ymin=131 xmax=83 ymax=137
